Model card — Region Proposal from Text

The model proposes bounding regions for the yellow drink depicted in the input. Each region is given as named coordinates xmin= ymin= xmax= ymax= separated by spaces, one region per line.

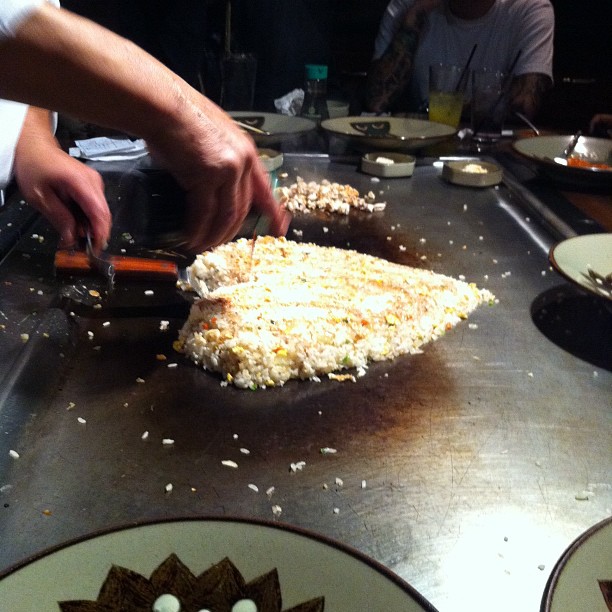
xmin=428 ymin=91 xmax=464 ymax=128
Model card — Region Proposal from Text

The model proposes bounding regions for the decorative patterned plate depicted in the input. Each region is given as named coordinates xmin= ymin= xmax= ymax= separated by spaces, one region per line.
xmin=231 ymin=112 xmax=316 ymax=146
xmin=0 ymin=517 xmax=439 ymax=612
xmin=321 ymin=116 xmax=456 ymax=151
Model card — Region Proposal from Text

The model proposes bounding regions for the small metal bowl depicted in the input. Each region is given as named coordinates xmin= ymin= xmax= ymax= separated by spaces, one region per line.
xmin=361 ymin=152 xmax=416 ymax=178
xmin=441 ymin=160 xmax=503 ymax=187
xmin=257 ymin=148 xmax=284 ymax=172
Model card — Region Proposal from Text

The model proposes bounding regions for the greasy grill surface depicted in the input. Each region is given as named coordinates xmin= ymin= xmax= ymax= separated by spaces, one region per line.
xmin=0 ymin=155 xmax=610 ymax=612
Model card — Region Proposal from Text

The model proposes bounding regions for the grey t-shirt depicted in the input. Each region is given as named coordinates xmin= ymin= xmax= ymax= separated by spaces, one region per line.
xmin=373 ymin=0 xmax=554 ymax=111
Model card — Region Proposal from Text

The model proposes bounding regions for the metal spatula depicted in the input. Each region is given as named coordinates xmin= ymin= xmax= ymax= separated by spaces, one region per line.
xmin=553 ymin=131 xmax=582 ymax=166
xmin=85 ymin=232 xmax=115 ymax=289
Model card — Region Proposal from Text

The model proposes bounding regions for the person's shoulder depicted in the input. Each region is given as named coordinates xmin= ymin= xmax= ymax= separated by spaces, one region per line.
xmin=498 ymin=0 xmax=553 ymax=21
xmin=498 ymin=0 xmax=553 ymax=13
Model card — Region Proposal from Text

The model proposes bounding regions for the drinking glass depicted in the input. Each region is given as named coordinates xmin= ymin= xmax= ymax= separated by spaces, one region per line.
xmin=428 ymin=64 xmax=465 ymax=128
xmin=471 ymin=68 xmax=508 ymax=143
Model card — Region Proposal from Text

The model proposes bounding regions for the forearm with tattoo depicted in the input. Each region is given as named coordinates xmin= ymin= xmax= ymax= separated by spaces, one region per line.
xmin=509 ymin=73 xmax=551 ymax=120
xmin=365 ymin=25 xmax=422 ymax=113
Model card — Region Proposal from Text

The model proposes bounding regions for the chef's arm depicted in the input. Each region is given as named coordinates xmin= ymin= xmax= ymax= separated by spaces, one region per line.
xmin=365 ymin=0 xmax=441 ymax=113
xmin=14 ymin=106 xmax=110 ymax=249
xmin=0 ymin=4 xmax=183 ymax=144
xmin=0 ymin=3 xmax=289 ymax=253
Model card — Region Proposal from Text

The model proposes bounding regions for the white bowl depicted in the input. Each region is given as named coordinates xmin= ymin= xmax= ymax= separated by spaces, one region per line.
xmin=327 ymin=100 xmax=350 ymax=119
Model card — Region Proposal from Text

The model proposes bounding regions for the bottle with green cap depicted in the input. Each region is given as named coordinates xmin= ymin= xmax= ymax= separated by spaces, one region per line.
xmin=300 ymin=64 xmax=329 ymax=124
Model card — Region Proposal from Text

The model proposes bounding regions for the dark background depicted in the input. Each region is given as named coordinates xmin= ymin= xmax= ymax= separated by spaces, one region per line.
xmin=60 ymin=0 xmax=612 ymax=130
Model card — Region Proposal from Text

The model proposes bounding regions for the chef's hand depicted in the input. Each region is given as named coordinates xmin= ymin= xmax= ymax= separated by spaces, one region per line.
xmin=13 ymin=108 xmax=111 ymax=251
xmin=146 ymin=95 xmax=291 ymax=254
xmin=4 ymin=5 xmax=287 ymax=254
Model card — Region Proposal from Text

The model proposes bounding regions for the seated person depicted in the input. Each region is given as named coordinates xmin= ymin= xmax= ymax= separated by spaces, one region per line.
xmin=365 ymin=0 xmax=554 ymax=120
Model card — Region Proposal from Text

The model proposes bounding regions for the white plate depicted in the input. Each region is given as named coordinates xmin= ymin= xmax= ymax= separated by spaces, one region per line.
xmin=513 ymin=135 xmax=612 ymax=188
xmin=542 ymin=515 xmax=612 ymax=612
xmin=549 ymin=233 xmax=612 ymax=301
xmin=0 ymin=517 xmax=438 ymax=612
xmin=321 ymin=116 xmax=456 ymax=152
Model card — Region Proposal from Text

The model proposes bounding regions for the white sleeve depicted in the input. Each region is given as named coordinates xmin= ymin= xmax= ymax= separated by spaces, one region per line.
xmin=0 ymin=0 xmax=61 ymax=188
xmin=0 ymin=100 xmax=29 ymax=188
xmin=0 ymin=0 xmax=45 ymax=40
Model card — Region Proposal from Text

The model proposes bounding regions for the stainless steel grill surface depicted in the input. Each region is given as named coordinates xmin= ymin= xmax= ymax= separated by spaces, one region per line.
xmin=0 ymin=155 xmax=610 ymax=612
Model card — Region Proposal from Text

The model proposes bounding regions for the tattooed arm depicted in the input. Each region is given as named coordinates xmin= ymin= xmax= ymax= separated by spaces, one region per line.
xmin=365 ymin=0 xmax=442 ymax=113
xmin=509 ymin=73 xmax=551 ymax=120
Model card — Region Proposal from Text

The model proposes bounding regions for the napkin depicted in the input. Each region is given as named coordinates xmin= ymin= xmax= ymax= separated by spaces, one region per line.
xmin=274 ymin=89 xmax=304 ymax=116
xmin=70 ymin=137 xmax=148 ymax=161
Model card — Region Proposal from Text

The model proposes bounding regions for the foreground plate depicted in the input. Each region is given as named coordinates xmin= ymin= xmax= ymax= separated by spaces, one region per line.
xmin=0 ymin=517 xmax=438 ymax=611
xmin=322 ymin=116 xmax=456 ymax=152
xmin=513 ymin=135 xmax=612 ymax=188
xmin=231 ymin=112 xmax=316 ymax=146
xmin=549 ymin=233 xmax=612 ymax=301
xmin=541 ymin=515 xmax=612 ymax=612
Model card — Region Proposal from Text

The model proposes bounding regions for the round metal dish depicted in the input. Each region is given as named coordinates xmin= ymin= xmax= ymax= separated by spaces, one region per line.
xmin=321 ymin=116 xmax=457 ymax=152
xmin=361 ymin=152 xmax=416 ymax=178
xmin=257 ymin=148 xmax=284 ymax=172
xmin=441 ymin=160 xmax=503 ymax=187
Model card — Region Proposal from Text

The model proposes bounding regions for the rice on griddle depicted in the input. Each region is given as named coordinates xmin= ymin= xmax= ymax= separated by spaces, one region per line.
xmin=175 ymin=237 xmax=494 ymax=389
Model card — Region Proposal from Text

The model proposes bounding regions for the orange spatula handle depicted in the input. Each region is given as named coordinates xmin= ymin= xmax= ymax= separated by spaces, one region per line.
xmin=54 ymin=250 xmax=179 ymax=281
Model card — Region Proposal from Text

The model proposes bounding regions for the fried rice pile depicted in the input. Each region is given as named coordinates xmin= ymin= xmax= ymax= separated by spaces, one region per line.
xmin=175 ymin=237 xmax=494 ymax=389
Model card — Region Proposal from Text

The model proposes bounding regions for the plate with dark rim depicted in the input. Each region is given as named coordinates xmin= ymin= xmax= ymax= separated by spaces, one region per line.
xmin=230 ymin=112 xmax=316 ymax=146
xmin=513 ymin=135 xmax=612 ymax=188
xmin=0 ymin=516 xmax=439 ymax=612
xmin=321 ymin=116 xmax=457 ymax=152
xmin=541 ymin=515 xmax=612 ymax=611
xmin=549 ymin=233 xmax=612 ymax=302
